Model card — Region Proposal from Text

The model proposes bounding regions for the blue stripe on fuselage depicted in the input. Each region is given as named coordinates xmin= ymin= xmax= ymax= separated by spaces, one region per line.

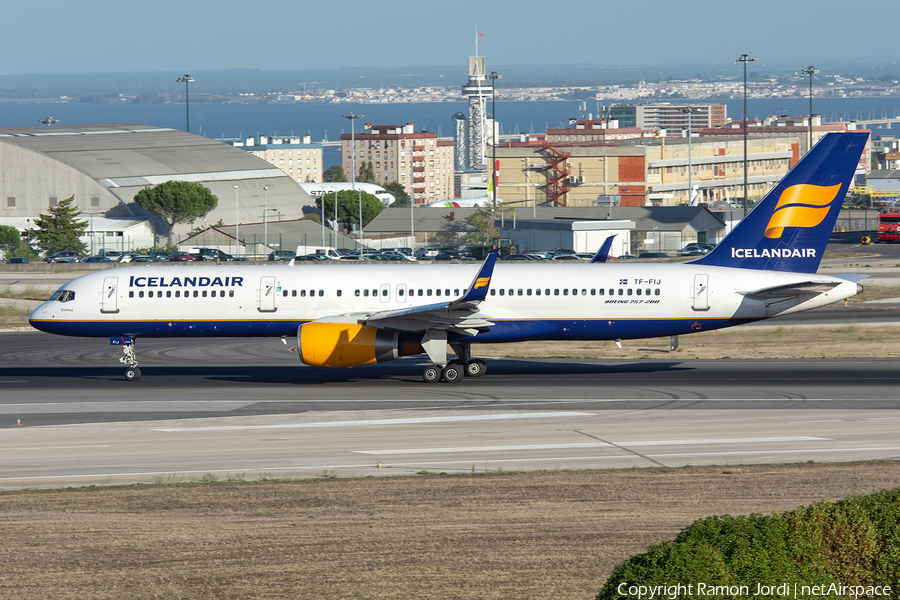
xmin=30 ymin=317 xmax=756 ymax=341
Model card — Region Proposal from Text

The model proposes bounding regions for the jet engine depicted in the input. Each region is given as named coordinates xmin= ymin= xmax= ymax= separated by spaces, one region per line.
xmin=297 ymin=323 xmax=422 ymax=368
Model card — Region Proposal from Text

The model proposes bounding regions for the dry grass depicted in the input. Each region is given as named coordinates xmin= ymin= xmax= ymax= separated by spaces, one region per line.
xmin=0 ymin=285 xmax=53 ymax=301
xmin=0 ymin=305 xmax=31 ymax=329
xmin=0 ymin=462 xmax=898 ymax=599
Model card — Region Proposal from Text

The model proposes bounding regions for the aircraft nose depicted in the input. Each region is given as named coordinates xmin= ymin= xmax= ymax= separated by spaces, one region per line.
xmin=28 ymin=302 xmax=54 ymax=331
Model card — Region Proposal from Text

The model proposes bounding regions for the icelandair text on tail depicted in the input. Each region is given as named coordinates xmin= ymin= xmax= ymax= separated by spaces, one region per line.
xmin=731 ymin=248 xmax=816 ymax=259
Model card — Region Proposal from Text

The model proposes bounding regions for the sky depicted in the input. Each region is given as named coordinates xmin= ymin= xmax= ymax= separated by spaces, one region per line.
xmin=5 ymin=0 xmax=898 ymax=75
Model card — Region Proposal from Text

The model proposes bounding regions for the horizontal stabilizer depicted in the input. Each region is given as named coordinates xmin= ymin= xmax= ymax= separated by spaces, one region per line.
xmin=833 ymin=273 xmax=869 ymax=283
xmin=738 ymin=280 xmax=839 ymax=300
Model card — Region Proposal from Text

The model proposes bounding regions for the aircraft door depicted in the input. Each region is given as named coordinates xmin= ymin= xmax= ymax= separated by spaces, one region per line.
xmin=101 ymin=276 xmax=119 ymax=314
xmin=692 ymin=274 xmax=709 ymax=311
xmin=379 ymin=283 xmax=391 ymax=304
xmin=258 ymin=276 xmax=277 ymax=312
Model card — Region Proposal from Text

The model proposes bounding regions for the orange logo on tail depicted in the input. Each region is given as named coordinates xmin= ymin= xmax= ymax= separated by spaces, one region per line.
xmin=474 ymin=277 xmax=491 ymax=289
xmin=764 ymin=184 xmax=841 ymax=238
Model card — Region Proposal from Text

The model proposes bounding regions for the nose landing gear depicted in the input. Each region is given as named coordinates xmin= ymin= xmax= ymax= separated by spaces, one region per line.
xmin=117 ymin=340 xmax=141 ymax=381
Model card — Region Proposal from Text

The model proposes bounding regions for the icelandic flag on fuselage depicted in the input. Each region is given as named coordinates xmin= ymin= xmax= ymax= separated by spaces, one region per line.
xmin=693 ymin=131 xmax=868 ymax=273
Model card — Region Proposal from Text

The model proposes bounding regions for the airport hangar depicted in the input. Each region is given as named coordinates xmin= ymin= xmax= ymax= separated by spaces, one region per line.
xmin=0 ymin=123 xmax=316 ymax=248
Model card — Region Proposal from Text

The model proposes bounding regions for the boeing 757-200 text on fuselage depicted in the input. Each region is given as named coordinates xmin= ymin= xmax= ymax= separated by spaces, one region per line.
xmin=30 ymin=132 xmax=869 ymax=383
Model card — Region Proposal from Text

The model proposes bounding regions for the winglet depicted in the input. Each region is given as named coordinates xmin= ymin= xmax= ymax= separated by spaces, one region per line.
xmin=591 ymin=235 xmax=617 ymax=263
xmin=456 ymin=249 xmax=499 ymax=303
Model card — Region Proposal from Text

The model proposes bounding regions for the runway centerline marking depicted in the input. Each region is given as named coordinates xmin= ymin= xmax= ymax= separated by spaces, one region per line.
xmin=153 ymin=412 xmax=596 ymax=432
xmin=353 ymin=437 xmax=830 ymax=455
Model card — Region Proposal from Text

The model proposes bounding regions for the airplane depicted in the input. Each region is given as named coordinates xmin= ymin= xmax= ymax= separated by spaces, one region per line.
xmin=29 ymin=132 xmax=868 ymax=384
xmin=299 ymin=182 xmax=396 ymax=207
xmin=427 ymin=160 xmax=501 ymax=208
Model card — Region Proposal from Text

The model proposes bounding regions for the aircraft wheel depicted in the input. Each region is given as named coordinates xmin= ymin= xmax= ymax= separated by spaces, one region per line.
xmin=124 ymin=367 xmax=141 ymax=381
xmin=465 ymin=359 xmax=487 ymax=378
xmin=422 ymin=364 xmax=442 ymax=383
xmin=442 ymin=361 xmax=464 ymax=383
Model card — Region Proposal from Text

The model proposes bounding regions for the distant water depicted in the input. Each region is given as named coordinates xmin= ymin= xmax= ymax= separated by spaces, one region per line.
xmin=2 ymin=97 xmax=898 ymax=168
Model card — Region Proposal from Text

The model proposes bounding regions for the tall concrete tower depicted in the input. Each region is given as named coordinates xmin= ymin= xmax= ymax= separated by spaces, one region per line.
xmin=460 ymin=55 xmax=493 ymax=172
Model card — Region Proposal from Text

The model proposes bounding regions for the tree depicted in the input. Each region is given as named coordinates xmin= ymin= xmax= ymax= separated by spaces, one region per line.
xmin=359 ymin=161 xmax=376 ymax=184
xmin=29 ymin=195 xmax=88 ymax=256
xmin=323 ymin=165 xmax=347 ymax=182
xmin=134 ymin=180 xmax=218 ymax=245
xmin=383 ymin=181 xmax=410 ymax=207
xmin=465 ymin=202 xmax=512 ymax=245
xmin=315 ymin=190 xmax=385 ymax=231
xmin=0 ymin=225 xmax=21 ymax=257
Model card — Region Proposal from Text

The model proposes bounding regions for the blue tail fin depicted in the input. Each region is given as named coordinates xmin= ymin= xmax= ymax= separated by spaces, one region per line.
xmin=591 ymin=235 xmax=616 ymax=263
xmin=693 ymin=131 xmax=868 ymax=273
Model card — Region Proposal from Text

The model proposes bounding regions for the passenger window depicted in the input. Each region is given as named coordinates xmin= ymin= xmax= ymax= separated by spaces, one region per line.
xmin=490 ymin=289 xmax=496 ymax=296
xmin=581 ymin=289 xmax=587 ymax=296
xmin=371 ymin=289 xmax=376 ymax=297
xmin=436 ymin=289 xmax=441 ymax=297
xmin=617 ymin=289 xmax=623 ymax=296
xmin=627 ymin=289 xmax=633 ymax=296
xmin=220 ymin=290 xmax=225 ymax=298
xmin=355 ymin=290 xmax=360 ymax=297
xmin=292 ymin=290 xmax=297 ymax=297
xmin=445 ymin=289 xmax=450 ymax=296
xmin=166 ymin=291 xmax=172 ymax=298
xmin=499 ymin=289 xmax=505 ymax=296
xmin=202 ymin=290 xmax=207 ymax=298
xmin=337 ymin=290 xmax=342 ymax=297
xmin=418 ymin=290 xmax=423 ymax=296
xmin=518 ymin=289 xmax=523 ymax=296
xmin=364 ymin=289 xmax=369 ymax=297
xmin=508 ymin=289 xmax=513 ymax=296
xmin=545 ymin=289 xmax=551 ymax=295
xmin=454 ymin=289 xmax=459 ymax=296
xmin=609 ymin=289 xmax=614 ymax=295
xmin=599 ymin=289 xmax=605 ymax=296
xmin=646 ymin=288 xmax=651 ymax=295
xmin=283 ymin=290 xmax=288 ymax=297
xmin=318 ymin=290 xmax=324 ymax=297
xmin=655 ymin=289 xmax=661 ymax=296
xmin=138 ymin=291 xmax=144 ymax=298
xmin=536 ymin=289 xmax=541 ymax=296
xmin=427 ymin=289 xmax=432 ymax=296
xmin=563 ymin=289 xmax=569 ymax=296
xmin=129 ymin=291 xmax=134 ymax=298
xmin=382 ymin=289 xmax=387 ymax=297
xmin=228 ymin=290 xmax=233 ymax=298
xmin=636 ymin=289 xmax=642 ymax=296
xmin=193 ymin=291 xmax=199 ymax=298
xmin=399 ymin=288 xmax=405 ymax=296
xmin=175 ymin=291 xmax=181 ymax=298
xmin=554 ymin=289 xmax=559 ymax=296
xmin=527 ymin=289 xmax=532 ymax=296
xmin=301 ymin=290 xmax=306 ymax=297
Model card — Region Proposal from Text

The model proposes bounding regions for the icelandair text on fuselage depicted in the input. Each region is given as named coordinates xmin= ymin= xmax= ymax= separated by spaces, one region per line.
xmin=129 ymin=276 xmax=244 ymax=288
xmin=616 ymin=581 xmax=890 ymax=599
xmin=731 ymin=248 xmax=816 ymax=259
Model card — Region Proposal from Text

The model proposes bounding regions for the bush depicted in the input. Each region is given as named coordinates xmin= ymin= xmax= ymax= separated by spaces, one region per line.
xmin=597 ymin=488 xmax=900 ymax=599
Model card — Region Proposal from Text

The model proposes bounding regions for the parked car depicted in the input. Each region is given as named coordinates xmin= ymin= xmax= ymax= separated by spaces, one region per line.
xmin=6 ymin=257 xmax=29 ymax=264
xmin=167 ymin=251 xmax=196 ymax=261
xmin=414 ymin=246 xmax=453 ymax=258
xmin=129 ymin=255 xmax=154 ymax=262
xmin=268 ymin=250 xmax=295 ymax=261
xmin=459 ymin=245 xmax=491 ymax=260
xmin=551 ymin=254 xmax=582 ymax=261
xmin=80 ymin=255 xmax=112 ymax=263
xmin=677 ymin=243 xmax=714 ymax=256
xmin=147 ymin=252 xmax=171 ymax=262
xmin=43 ymin=251 xmax=84 ymax=263
xmin=98 ymin=249 xmax=126 ymax=260
xmin=433 ymin=250 xmax=461 ymax=261
xmin=503 ymin=254 xmax=534 ymax=261
xmin=194 ymin=248 xmax=233 ymax=261
xmin=638 ymin=252 xmax=669 ymax=259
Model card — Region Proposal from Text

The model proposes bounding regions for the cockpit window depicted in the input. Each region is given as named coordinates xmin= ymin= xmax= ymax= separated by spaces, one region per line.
xmin=56 ymin=290 xmax=75 ymax=303
xmin=49 ymin=290 xmax=63 ymax=301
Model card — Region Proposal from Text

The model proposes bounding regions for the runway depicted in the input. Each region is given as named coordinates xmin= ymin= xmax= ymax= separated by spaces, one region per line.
xmin=1 ymin=332 xmax=899 ymax=489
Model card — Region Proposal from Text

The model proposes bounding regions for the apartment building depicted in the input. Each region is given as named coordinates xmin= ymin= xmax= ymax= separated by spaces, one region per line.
xmin=230 ymin=135 xmax=323 ymax=183
xmin=341 ymin=123 xmax=455 ymax=204
xmin=608 ymin=103 xmax=727 ymax=132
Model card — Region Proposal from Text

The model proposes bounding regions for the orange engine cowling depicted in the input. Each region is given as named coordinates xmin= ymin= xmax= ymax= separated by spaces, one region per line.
xmin=298 ymin=323 xmax=422 ymax=368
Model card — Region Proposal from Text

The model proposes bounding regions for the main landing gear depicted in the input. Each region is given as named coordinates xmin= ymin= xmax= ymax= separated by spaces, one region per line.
xmin=421 ymin=341 xmax=487 ymax=383
xmin=119 ymin=341 xmax=141 ymax=381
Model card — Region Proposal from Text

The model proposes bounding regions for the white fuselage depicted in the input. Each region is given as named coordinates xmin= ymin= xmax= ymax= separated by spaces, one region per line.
xmin=29 ymin=262 xmax=860 ymax=343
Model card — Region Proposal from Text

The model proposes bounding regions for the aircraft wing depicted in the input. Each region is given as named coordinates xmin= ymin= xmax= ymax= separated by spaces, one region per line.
xmin=738 ymin=280 xmax=840 ymax=300
xmin=310 ymin=250 xmax=499 ymax=334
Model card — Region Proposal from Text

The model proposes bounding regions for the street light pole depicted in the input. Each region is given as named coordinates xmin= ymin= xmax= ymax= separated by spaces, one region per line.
xmin=233 ymin=185 xmax=239 ymax=258
xmin=176 ymin=74 xmax=194 ymax=133
xmin=801 ymin=65 xmax=819 ymax=154
xmin=681 ymin=107 xmax=701 ymax=206
xmin=342 ymin=111 xmax=364 ymax=249
xmin=736 ymin=53 xmax=757 ymax=218
xmin=263 ymin=186 xmax=269 ymax=250
xmin=487 ymin=71 xmax=501 ymax=208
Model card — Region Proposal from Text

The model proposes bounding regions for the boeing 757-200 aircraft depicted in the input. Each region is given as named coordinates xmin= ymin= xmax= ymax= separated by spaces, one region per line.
xmin=30 ymin=132 xmax=869 ymax=383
